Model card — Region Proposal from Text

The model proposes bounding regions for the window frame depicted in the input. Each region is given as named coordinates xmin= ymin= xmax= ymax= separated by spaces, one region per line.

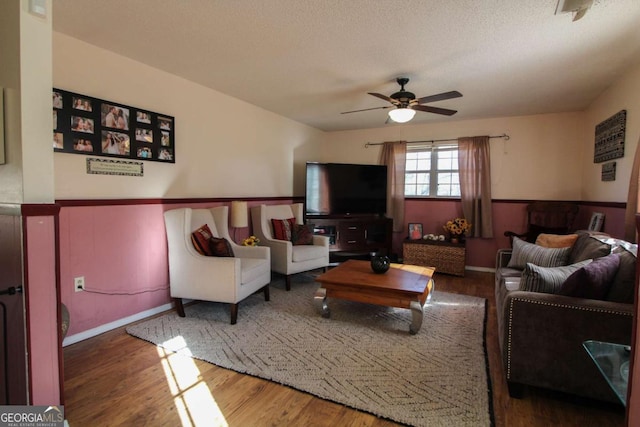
xmin=404 ymin=143 xmax=460 ymax=199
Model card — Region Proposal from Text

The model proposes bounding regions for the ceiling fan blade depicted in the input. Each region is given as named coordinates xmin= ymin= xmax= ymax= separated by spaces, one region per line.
xmin=341 ymin=105 xmax=392 ymax=114
xmin=368 ymin=92 xmax=400 ymax=105
xmin=412 ymin=105 xmax=458 ymax=116
xmin=416 ymin=90 xmax=463 ymax=105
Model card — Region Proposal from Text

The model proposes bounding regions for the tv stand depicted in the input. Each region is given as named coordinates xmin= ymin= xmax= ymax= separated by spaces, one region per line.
xmin=310 ymin=216 xmax=393 ymax=263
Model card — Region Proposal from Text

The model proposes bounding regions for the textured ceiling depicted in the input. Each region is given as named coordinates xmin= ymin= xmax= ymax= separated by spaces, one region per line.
xmin=52 ymin=0 xmax=640 ymax=132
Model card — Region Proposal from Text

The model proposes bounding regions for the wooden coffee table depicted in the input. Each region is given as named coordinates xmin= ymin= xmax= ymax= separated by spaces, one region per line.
xmin=314 ymin=259 xmax=435 ymax=334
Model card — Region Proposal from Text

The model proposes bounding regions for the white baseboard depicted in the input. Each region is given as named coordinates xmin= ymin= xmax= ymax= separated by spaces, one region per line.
xmin=63 ymin=303 xmax=173 ymax=346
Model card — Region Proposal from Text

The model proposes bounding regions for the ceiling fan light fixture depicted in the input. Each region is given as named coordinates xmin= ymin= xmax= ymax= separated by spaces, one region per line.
xmin=388 ymin=108 xmax=416 ymax=123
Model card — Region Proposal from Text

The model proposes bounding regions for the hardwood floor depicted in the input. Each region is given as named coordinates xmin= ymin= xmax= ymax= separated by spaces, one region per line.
xmin=63 ymin=271 xmax=626 ymax=426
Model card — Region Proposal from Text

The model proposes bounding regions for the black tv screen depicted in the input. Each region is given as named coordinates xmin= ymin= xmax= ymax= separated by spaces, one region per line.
xmin=305 ymin=162 xmax=387 ymax=217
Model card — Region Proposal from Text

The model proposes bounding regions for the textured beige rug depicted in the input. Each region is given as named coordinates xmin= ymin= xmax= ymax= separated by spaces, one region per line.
xmin=127 ymin=273 xmax=493 ymax=426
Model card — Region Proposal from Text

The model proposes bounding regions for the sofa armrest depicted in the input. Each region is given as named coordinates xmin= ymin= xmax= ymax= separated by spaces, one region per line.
xmin=232 ymin=244 xmax=270 ymax=262
xmin=313 ymin=234 xmax=330 ymax=247
xmin=496 ymin=249 xmax=512 ymax=269
xmin=501 ymin=290 xmax=633 ymax=402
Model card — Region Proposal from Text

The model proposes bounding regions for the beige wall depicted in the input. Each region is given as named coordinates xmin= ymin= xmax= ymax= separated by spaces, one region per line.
xmin=315 ymin=112 xmax=586 ymax=200
xmin=0 ymin=1 xmax=25 ymax=203
xmin=53 ymin=33 xmax=325 ymax=199
xmin=0 ymin=1 xmax=54 ymax=204
xmin=582 ymin=60 xmax=640 ymax=202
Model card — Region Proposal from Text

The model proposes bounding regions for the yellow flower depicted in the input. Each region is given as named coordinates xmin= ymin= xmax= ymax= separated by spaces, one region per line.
xmin=242 ymin=235 xmax=260 ymax=246
xmin=443 ymin=218 xmax=472 ymax=235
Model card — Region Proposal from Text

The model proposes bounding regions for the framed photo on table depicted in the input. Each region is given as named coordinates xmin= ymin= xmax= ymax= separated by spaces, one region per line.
xmin=408 ymin=223 xmax=423 ymax=240
xmin=588 ymin=212 xmax=605 ymax=232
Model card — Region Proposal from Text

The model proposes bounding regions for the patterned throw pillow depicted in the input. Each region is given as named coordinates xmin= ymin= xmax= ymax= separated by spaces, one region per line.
xmin=271 ymin=218 xmax=296 ymax=241
xmin=507 ymin=237 xmax=571 ymax=269
xmin=292 ymin=224 xmax=314 ymax=245
xmin=520 ymin=259 xmax=592 ymax=294
xmin=559 ymin=253 xmax=620 ymax=300
xmin=209 ymin=237 xmax=235 ymax=257
xmin=191 ymin=224 xmax=214 ymax=256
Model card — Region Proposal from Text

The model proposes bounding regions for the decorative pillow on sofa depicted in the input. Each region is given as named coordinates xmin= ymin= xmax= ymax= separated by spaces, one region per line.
xmin=209 ymin=237 xmax=235 ymax=257
xmin=507 ymin=237 xmax=572 ymax=269
xmin=271 ymin=218 xmax=296 ymax=241
xmin=568 ymin=231 xmax=612 ymax=264
xmin=292 ymin=223 xmax=314 ymax=245
xmin=607 ymin=247 xmax=636 ymax=304
xmin=520 ymin=259 xmax=592 ymax=294
xmin=559 ymin=253 xmax=620 ymax=300
xmin=191 ymin=224 xmax=215 ymax=256
xmin=535 ymin=233 xmax=578 ymax=248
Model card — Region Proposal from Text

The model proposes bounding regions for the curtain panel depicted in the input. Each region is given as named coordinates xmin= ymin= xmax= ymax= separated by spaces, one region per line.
xmin=379 ymin=141 xmax=407 ymax=233
xmin=458 ymin=136 xmax=493 ymax=238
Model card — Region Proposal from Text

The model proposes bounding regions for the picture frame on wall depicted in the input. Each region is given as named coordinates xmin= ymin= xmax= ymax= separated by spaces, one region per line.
xmin=409 ymin=223 xmax=423 ymax=240
xmin=52 ymin=88 xmax=175 ymax=164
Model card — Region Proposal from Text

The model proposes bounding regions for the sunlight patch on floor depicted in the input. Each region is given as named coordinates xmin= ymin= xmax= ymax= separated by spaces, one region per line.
xmin=159 ymin=336 xmax=228 ymax=427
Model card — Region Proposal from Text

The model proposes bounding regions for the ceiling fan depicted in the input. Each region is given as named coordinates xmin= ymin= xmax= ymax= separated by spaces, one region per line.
xmin=341 ymin=77 xmax=462 ymax=123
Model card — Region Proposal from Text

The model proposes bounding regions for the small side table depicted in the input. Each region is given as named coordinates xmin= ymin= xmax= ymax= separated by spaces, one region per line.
xmin=403 ymin=239 xmax=466 ymax=276
xmin=583 ymin=340 xmax=631 ymax=406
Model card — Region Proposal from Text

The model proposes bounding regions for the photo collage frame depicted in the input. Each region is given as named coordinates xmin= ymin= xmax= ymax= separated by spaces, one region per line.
xmin=53 ymin=88 xmax=175 ymax=163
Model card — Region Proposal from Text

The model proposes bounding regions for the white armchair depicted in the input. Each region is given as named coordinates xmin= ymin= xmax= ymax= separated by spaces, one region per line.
xmin=164 ymin=206 xmax=271 ymax=324
xmin=251 ymin=203 xmax=329 ymax=291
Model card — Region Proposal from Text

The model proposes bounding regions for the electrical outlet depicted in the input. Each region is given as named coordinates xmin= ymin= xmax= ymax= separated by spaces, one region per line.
xmin=74 ymin=276 xmax=85 ymax=292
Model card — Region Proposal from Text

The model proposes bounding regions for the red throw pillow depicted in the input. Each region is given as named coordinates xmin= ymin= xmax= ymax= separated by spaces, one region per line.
xmin=191 ymin=224 xmax=214 ymax=256
xmin=292 ymin=223 xmax=314 ymax=245
xmin=271 ymin=218 xmax=296 ymax=241
xmin=209 ymin=237 xmax=234 ymax=257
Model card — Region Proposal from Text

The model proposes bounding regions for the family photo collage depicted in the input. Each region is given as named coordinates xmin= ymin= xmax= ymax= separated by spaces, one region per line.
xmin=53 ymin=88 xmax=175 ymax=163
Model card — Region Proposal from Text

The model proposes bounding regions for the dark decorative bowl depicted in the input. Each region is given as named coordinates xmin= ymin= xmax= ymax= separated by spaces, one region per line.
xmin=370 ymin=255 xmax=390 ymax=274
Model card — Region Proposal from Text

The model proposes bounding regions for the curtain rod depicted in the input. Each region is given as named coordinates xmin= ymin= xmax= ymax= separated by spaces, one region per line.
xmin=364 ymin=133 xmax=510 ymax=148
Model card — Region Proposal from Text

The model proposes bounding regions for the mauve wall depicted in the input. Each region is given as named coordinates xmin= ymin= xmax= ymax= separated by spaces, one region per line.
xmin=399 ymin=199 xmax=625 ymax=268
xmin=62 ymin=197 xmax=625 ymax=340
xmin=60 ymin=198 xmax=295 ymax=338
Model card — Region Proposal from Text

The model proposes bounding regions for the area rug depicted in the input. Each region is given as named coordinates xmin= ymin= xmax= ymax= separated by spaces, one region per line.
xmin=127 ymin=274 xmax=494 ymax=427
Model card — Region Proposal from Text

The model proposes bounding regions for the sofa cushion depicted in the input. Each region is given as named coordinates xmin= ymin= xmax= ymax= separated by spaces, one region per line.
xmin=292 ymin=223 xmax=314 ymax=245
xmin=535 ymin=233 xmax=578 ymax=248
xmin=271 ymin=218 xmax=296 ymax=241
xmin=191 ymin=224 xmax=215 ymax=256
xmin=520 ymin=260 xmax=592 ymax=294
xmin=209 ymin=237 xmax=235 ymax=257
xmin=507 ymin=237 xmax=571 ymax=269
xmin=559 ymin=253 xmax=620 ymax=300
xmin=607 ymin=246 xmax=637 ymax=304
xmin=569 ymin=232 xmax=611 ymax=264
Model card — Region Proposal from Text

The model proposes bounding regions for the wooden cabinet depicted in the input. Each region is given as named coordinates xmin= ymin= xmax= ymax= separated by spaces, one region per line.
xmin=403 ymin=239 xmax=466 ymax=276
xmin=310 ymin=217 xmax=392 ymax=261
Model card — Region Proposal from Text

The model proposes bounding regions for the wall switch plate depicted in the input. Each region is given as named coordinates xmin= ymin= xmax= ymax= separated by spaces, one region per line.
xmin=74 ymin=276 xmax=85 ymax=292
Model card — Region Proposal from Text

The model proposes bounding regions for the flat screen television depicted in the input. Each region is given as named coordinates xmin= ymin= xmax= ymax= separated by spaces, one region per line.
xmin=305 ymin=162 xmax=387 ymax=217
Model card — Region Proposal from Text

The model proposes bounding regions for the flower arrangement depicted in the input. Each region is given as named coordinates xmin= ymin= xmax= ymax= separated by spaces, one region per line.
xmin=443 ymin=218 xmax=472 ymax=236
xmin=242 ymin=235 xmax=260 ymax=246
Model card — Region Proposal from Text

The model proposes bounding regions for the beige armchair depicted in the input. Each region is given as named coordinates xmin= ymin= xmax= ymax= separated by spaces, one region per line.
xmin=251 ymin=203 xmax=329 ymax=290
xmin=164 ymin=206 xmax=271 ymax=324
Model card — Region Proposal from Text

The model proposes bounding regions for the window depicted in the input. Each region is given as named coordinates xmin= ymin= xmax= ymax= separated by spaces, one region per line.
xmin=405 ymin=145 xmax=460 ymax=197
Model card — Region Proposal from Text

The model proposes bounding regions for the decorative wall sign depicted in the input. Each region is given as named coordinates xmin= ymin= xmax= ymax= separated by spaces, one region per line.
xmin=86 ymin=158 xmax=144 ymax=176
xmin=601 ymin=161 xmax=616 ymax=181
xmin=594 ymin=110 xmax=626 ymax=163
xmin=53 ymin=88 xmax=175 ymax=163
